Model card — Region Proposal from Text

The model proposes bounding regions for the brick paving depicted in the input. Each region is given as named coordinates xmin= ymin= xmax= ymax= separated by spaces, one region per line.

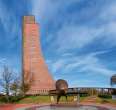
xmin=0 ymin=104 xmax=36 ymax=110
xmin=0 ymin=103 xmax=116 ymax=110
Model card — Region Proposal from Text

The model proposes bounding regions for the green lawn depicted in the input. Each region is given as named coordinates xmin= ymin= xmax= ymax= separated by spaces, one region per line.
xmin=17 ymin=95 xmax=50 ymax=104
xmin=16 ymin=95 xmax=86 ymax=104
xmin=0 ymin=95 xmax=116 ymax=104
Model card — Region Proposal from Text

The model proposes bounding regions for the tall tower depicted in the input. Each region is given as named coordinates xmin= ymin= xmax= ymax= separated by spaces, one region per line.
xmin=22 ymin=16 xmax=55 ymax=95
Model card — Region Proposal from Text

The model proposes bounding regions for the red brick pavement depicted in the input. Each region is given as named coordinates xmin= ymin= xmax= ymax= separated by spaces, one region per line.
xmin=0 ymin=103 xmax=116 ymax=110
xmin=0 ymin=104 xmax=36 ymax=110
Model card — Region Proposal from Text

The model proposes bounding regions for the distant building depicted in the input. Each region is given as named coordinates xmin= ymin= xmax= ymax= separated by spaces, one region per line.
xmin=22 ymin=16 xmax=55 ymax=95
xmin=111 ymin=74 xmax=116 ymax=86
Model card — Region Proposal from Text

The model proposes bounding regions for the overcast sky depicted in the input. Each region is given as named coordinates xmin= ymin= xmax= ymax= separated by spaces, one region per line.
xmin=0 ymin=0 xmax=116 ymax=87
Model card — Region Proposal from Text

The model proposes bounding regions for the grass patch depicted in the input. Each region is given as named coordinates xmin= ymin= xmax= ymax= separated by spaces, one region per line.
xmin=16 ymin=95 xmax=87 ymax=104
xmin=0 ymin=95 xmax=115 ymax=104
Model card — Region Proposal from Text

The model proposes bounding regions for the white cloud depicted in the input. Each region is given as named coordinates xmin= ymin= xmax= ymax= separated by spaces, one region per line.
xmin=102 ymin=22 xmax=116 ymax=46
xmin=99 ymin=2 xmax=116 ymax=22
xmin=0 ymin=56 xmax=21 ymax=77
xmin=53 ymin=21 xmax=116 ymax=53
xmin=31 ymin=0 xmax=116 ymax=53
xmin=55 ymin=25 xmax=103 ymax=51
xmin=47 ymin=50 xmax=115 ymax=79
xmin=0 ymin=1 xmax=20 ymax=49
xmin=47 ymin=59 xmax=65 ymax=74
xmin=31 ymin=0 xmax=80 ymax=22
xmin=0 ymin=2 xmax=10 ymax=32
xmin=31 ymin=0 xmax=116 ymax=87
xmin=0 ymin=58 xmax=7 ymax=74
xmin=0 ymin=58 xmax=7 ymax=64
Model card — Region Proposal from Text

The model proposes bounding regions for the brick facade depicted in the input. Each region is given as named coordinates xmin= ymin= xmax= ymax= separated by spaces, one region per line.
xmin=22 ymin=16 xmax=55 ymax=95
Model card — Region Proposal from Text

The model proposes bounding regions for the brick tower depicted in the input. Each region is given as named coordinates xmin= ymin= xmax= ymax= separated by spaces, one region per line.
xmin=22 ymin=16 xmax=55 ymax=95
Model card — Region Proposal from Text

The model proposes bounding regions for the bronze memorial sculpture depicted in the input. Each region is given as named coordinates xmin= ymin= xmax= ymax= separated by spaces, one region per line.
xmin=49 ymin=79 xmax=87 ymax=104
xmin=56 ymin=79 xmax=68 ymax=103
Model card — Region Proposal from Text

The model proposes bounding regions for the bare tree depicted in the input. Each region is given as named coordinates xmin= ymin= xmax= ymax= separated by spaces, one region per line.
xmin=20 ymin=70 xmax=32 ymax=96
xmin=20 ymin=82 xmax=30 ymax=96
xmin=10 ymin=77 xmax=20 ymax=97
xmin=0 ymin=66 xmax=14 ymax=102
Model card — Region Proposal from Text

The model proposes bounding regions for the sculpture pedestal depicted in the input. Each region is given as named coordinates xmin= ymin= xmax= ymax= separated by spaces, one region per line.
xmin=73 ymin=94 xmax=80 ymax=104
xmin=50 ymin=96 xmax=55 ymax=103
xmin=73 ymin=96 xmax=78 ymax=101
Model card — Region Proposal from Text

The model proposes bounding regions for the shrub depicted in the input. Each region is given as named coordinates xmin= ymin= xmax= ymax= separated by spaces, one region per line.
xmin=0 ymin=96 xmax=7 ymax=103
xmin=98 ymin=94 xmax=112 ymax=99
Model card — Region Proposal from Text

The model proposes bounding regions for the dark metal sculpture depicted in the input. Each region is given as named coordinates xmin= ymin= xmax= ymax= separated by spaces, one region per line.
xmin=111 ymin=74 xmax=116 ymax=86
xmin=55 ymin=79 xmax=68 ymax=103
xmin=49 ymin=79 xmax=88 ymax=104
